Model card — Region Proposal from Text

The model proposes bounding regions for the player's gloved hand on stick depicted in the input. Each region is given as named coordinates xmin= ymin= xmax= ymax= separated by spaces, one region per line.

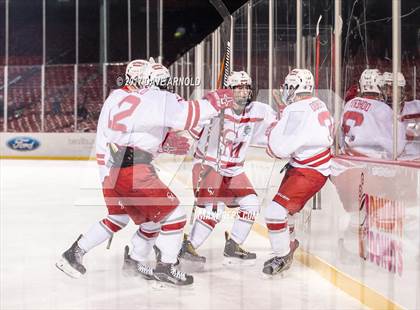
xmin=205 ymin=89 xmax=235 ymax=112
xmin=159 ymin=131 xmax=190 ymax=155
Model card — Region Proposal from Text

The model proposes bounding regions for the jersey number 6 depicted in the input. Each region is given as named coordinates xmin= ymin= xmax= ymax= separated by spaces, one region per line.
xmin=108 ymin=95 xmax=141 ymax=132
xmin=342 ymin=111 xmax=364 ymax=135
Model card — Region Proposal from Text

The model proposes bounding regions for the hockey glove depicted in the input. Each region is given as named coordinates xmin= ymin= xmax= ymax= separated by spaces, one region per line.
xmin=159 ymin=131 xmax=191 ymax=155
xmin=205 ymin=89 xmax=235 ymax=112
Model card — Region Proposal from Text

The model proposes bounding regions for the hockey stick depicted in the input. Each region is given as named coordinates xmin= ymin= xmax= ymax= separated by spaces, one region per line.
xmin=189 ymin=0 xmax=232 ymax=225
xmin=315 ymin=15 xmax=322 ymax=97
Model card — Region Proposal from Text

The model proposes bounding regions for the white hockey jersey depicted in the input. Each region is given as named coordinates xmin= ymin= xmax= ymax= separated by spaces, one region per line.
xmin=96 ymin=86 xmax=218 ymax=182
xmin=400 ymin=99 xmax=420 ymax=159
xmin=267 ymin=97 xmax=334 ymax=176
xmin=190 ymin=101 xmax=277 ymax=177
xmin=340 ymin=96 xmax=406 ymax=159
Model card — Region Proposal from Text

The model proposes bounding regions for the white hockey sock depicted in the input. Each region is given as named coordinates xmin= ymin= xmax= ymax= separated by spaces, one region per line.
xmin=268 ymin=228 xmax=290 ymax=257
xmin=130 ymin=222 xmax=160 ymax=262
xmin=189 ymin=219 xmax=215 ymax=249
xmin=78 ymin=222 xmax=111 ymax=252
xmin=288 ymin=214 xmax=296 ymax=242
xmin=265 ymin=201 xmax=290 ymax=257
xmin=230 ymin=195 xmax=259 ymax=244
xmin=230 ymin=217 xmax=254 ymax=245
xmin=155 ymin=206 xmax=187 ymax=264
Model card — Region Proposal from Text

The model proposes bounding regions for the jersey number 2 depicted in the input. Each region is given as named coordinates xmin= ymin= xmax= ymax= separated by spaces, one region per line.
xmin=108 ymin=95 xmax=141 ymax=132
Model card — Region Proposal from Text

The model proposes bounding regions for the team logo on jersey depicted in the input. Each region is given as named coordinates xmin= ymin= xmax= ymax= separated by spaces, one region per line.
xmin=243 ymin=125 xmax=251 ymax=136
xmin=7 ymin=137 xmax=40 ymax=151
xmin=167 ymin=191 xmax=176 ymax=201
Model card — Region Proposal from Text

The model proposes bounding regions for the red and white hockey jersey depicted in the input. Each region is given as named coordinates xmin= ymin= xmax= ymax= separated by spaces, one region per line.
xmin=340 ymin=96 xmax=406 ymax=159
xmin=400 ymin=99 xmax=420 ymax=159
xmin=190 ymin=101 xmax=277 ymax=177
xmin=96 ymin=87 xmax=218 ymax=182
xmin=267 ymin=97 xmax=334 ymax=176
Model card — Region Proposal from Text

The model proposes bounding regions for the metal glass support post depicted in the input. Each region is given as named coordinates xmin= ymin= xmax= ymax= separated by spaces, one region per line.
xmin=247 ymin=1 xmax=252 ymax=75
xmin=392 ymin=0 xmax=401 ymax=160
xmin=146 ymin=0 xmax=149 ymax=59
xmin=296 ymin=0 xmax=302 ymax=68
xmin=128 ymin=0 xmax=132 ymax=61
xmin=41 ymin=0 xmax=46 ymax=131
xmin=4 ymin=0 xmax=9 ymax=131
xmin=74 ymin=0 xmax=79 ymax=131
xmin=268 ymin=0 xmax=273 ymax=107
xmin=333 ymin=0 xmax=342 ymax=153
xmin=158 ymin=0 xmax=163 ymax=63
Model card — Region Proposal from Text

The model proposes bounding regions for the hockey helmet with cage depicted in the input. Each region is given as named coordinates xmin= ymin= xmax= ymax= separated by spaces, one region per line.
xmin=144 ymin=63 xmax=171 ymax=90
xmin=281 ymin=69 xmax=314 ymax=105
xmin=359 ymin=69 xmax=384 ymax=97
xmin=383 ymin=71 xmax=406 ymax=106
xmin=125 ymin=59 xmax=149 ymax=88
xmin=226 ymin=71 xmax=253 ymax=106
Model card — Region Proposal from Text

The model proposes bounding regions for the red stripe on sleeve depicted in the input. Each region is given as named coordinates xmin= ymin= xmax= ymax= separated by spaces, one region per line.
xmin=184 ymin=101 xmax=193 ymax=130
xmin=293 ymin=148 xmax=331 ymax=165
xmin=97 ymin=160 xmax=105 ymax=166
xmin=96 ymin=153 xmax=105 ymax=159
xmin=192 ymin=100 xmax=200 ymax=128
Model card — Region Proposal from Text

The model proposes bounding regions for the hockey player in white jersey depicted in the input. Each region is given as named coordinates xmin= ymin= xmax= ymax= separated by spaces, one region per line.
xmin=263 ymin=69 xmax=334 ymax=276
xmin=340 ymin=69 xmax=406 ymax=159
xmin=384 ymin=72 xmax=420 ymax=160
xmin=57 ymin=60 xmax=235 ymax=286
xmin=179 ymin=71 xmax=278 ymax=264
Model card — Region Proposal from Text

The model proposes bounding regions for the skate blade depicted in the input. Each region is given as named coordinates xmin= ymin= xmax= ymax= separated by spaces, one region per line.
xmin=261 ymin=269 xmax=289 ymax=279
xmin=178 ymin=259 xmax=205 ymax=273
xmin=222 ymin=257 xmax=256 ymax=267
xmin=151 ymin=280 xmax=194 ymax=290
xmin=55 ymin=258 xmax=82 ymax=279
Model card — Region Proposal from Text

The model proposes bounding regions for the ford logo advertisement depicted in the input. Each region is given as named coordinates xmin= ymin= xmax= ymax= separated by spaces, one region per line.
xmin=7 ymin=137 xmax=40 ymax=151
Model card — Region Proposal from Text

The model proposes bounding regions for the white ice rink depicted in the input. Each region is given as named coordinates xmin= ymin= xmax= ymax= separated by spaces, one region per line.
xmin=1 ymin=159 xmax=366 ymax=310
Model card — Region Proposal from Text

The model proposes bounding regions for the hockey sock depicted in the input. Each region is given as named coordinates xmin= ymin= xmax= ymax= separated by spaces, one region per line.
xmin=130 ymin=222 xmax=160 ymax=262
xmin=230 ymin=194 xmax=259 ymax=244
xmin=155 ymin=206 xmax=187 ymax=264
xmin=78 ymin=214 xmax=129 ymax=252
xmin=265 ymin=201 xmax=290 ymax=256
xmin=189 ymin=218 xmax=216 ymax=249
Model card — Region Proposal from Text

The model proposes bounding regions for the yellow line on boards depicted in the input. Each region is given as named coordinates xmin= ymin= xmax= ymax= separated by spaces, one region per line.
xmin=252 ymin=222 xmax=404 ymax=310
xmin=0 ymin=156 xmax=96 ymax=160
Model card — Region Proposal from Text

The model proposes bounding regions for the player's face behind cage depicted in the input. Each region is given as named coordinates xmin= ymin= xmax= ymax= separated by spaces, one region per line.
xmin=233 ymin=85 xmax=252 ymax=107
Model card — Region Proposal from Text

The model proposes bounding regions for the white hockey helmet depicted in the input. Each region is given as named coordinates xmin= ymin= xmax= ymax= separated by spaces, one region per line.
xmin=383 ymin=72 xmax=406 ymax=107
xmin=359 ymin=69 xmax=384 ymax=96
xmin=144 ymin=62 xmax=171 ymax=89
xmin=125 ymin=59 xmax=149 ymax=88
xmin=383 ymin=72 xmax=406 ymax=87
xmin=281 ymin=69 xmax=314 ymax=104
xmin=227 ymin=71 xmax=252 ymax=105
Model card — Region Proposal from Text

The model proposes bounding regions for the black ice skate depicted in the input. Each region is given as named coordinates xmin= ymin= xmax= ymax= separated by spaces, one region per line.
xmin=178 ymin=234 xmax=206 ymax=263
xmin=122 ymin=245 xmax=155 ymax=280
xmin=56 ymin=235 xmax=87 ymax=278
xmin=153 ymin=245 xmax=194 ymax=286
xmin=262 ymin=239 xmax=300 ymax=276
xmin=223 ymin=231 xmax=256 ymax=265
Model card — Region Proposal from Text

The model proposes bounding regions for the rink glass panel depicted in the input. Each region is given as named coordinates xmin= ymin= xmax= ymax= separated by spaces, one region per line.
xmin=44 ymin=65 xmax=75 ymax=132
xmin=6 ymin=66 xmax=42 ymax=132
xmin=76 ymin=64 xmax=102 ymax=132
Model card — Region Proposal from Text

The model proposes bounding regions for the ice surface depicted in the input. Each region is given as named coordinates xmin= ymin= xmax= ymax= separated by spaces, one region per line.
xmin=0 ymin=159 xmax=365 ymax=310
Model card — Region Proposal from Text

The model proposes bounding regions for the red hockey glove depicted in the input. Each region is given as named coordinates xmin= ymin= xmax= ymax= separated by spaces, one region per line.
xmin=205 ymin=89 xmax=235 ymax=112
xmin=159 ymin=132 xmax=190 ymax=155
